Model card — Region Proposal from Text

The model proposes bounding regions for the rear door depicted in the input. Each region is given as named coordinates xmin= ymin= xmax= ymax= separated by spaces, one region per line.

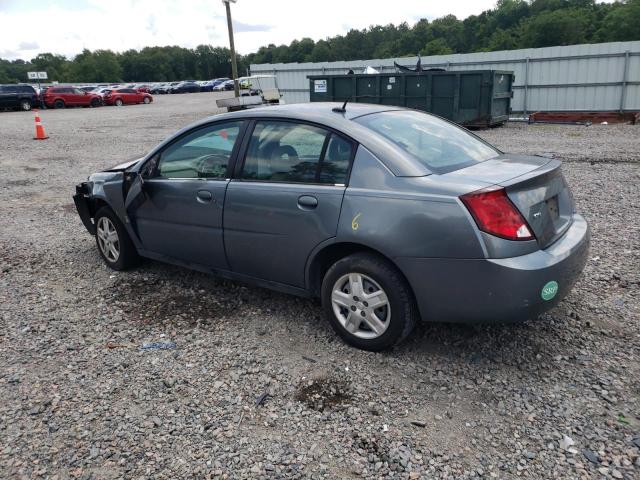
xmin=224 ymin=119 xmax=355 ymax=287
xmin=126 ymin=120 xmax=246 ymax=269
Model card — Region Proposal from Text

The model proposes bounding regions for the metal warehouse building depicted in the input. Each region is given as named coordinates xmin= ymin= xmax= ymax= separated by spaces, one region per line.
xmin=251 ymin=41 xmax=640 ymax=113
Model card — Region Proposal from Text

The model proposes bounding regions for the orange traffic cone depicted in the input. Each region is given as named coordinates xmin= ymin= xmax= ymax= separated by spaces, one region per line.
xmin=33 ymin=109 xmax=49 ymax=140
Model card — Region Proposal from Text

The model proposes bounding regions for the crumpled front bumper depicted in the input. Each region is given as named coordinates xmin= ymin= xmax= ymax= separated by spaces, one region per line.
xmin=73 ymin=182 xmax=95 ymax=235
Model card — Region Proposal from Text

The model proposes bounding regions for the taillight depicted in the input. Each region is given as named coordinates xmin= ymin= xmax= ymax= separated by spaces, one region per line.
xmin=461 ymin=186 xmax=534 ymax=241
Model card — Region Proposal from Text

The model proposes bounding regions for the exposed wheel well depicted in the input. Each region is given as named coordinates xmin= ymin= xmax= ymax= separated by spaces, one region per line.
xmin=91 ymin=198 xmax=109 ymax=218
xmin=308 ymin=242 xmax=414 ymax=300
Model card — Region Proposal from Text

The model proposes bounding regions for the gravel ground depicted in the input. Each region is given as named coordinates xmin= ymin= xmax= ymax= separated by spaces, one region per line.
xmin=1 ymin=94 xmax=639 ymax=479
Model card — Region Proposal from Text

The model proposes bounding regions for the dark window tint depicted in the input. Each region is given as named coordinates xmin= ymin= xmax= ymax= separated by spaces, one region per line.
xmin=355 ymin=110 xmax=499 ymax=174
xmin=320 ymin=135 xmax=352 ymax=184
xmin=241 ymin=121 xmax=354 ymax=184
xmin=156 ymin=121 xmax=242 ymax=179
xmin=4 ymin=85 xmax=18 ymax=93
xmin=241 ymin=121 xmax=327 ymax=183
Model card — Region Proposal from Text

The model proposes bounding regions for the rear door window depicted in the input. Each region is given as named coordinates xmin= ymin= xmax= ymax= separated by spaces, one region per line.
xmin=240 ymin=120 xmax=353 ymax=184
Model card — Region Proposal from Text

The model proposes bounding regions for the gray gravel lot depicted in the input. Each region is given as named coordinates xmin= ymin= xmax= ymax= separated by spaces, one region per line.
xmin=1 ymin=93 xmax=639 ymax=479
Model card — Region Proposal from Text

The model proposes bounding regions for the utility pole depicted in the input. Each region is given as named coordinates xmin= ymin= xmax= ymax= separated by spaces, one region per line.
xmin=222 ymin=0 xmax=239 ymax=98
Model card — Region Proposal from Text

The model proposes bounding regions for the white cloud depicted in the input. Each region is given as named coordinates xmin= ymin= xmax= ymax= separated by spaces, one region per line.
xmin=2 ymin=0 xmax=602 ymax=61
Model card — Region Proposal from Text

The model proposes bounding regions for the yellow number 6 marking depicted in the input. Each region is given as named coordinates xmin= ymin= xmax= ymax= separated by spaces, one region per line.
xmin=352 ymin=212 xmax=362 ymax=231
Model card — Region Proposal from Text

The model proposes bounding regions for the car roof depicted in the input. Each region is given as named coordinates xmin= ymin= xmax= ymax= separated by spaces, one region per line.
xmin=143 ymin=102 xmax=429 ymax=177
xmin=220 ymin=102 xmax=403 ymax=122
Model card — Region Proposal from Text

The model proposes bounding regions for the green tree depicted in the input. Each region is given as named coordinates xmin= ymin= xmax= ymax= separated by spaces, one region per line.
xmin=30 ymin=53 xmax=70 ymax=82
xmin=596 ymin=0 xmax=640 ymax=42
xmin=421 ymin=38 xmax=454 ymax=56
xmin=519 ymin=7 xmax=591 ymax=47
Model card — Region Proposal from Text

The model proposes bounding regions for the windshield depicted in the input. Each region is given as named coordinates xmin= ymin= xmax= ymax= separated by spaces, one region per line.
xmin=355 ymin=110 xmax=499 ymax=174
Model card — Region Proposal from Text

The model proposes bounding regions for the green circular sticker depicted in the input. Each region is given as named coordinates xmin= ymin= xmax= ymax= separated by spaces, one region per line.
xmin=541 ymin=281 xmax=559 ymax=301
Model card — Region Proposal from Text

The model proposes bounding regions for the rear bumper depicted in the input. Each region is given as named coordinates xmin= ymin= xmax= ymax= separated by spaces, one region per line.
xmin=397 ymin=214 xmax=590 ymax=323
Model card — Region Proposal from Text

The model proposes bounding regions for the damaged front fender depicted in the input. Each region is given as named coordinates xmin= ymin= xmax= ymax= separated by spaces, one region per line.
xmin=73 ymin=182 xmax=96 ymax=235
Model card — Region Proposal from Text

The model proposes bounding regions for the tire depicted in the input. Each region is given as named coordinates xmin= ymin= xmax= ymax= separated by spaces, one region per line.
xmin=114 ymin=98 xmax=123 ymax=106
xmin=94 ymin=206 xmax=139 ymax=271
xmin=321 ymin=253 xmax=417 ymax=351
xmin=53 ymin=99 xmax=65 ymax=109
xmin=143 ymin=97 xmax=151 ymax=104
xmin=20 ymin=99 xmax=32 ymax=111
xmin=90 ymin=98 xmax=100 ymax=108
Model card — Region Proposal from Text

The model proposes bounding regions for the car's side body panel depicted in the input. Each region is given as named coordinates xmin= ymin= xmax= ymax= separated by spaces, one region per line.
xmin=127 ymin=178 xmax=229 ymax=269
xmin=224 ymin=181 xmax=345 ymax=287
xmin=334 ymin=146 xmax=485 ymax=259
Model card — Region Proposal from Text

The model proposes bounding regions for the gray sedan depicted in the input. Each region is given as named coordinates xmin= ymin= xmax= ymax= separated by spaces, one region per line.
xmin=73 ymin=103 xmax=589 ymax=351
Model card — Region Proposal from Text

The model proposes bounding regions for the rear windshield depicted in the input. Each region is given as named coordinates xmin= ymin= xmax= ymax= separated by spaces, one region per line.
xmin=355 ymin=110 xmax=499 ymax=174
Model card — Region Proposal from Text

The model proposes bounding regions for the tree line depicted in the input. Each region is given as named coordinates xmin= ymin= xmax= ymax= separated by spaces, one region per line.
xmin=1 ymin=0 xmax=638 ymax=84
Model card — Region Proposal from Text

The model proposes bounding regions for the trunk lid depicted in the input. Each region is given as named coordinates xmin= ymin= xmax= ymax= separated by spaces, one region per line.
xmin=450 ymin=154 xmax=575 ymax=249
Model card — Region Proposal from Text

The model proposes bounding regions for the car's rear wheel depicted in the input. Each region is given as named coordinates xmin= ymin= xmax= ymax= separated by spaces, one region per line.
xmin=321 ymin=253 xmax=417 ymax=351
xmin=94 ymin=206 xmax=139 ymax=270
xmin=143 ymin=97 xmax=151 ymax=104
xmin=53 ymin=99 xmax=65 ymax=109
xmin=20 ymin=99 xmax=32 ymax=111
xmin=114 ymin=98 xmax=123 ymax=106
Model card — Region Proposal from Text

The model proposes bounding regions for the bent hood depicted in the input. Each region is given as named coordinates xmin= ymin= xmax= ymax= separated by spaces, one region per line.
xmin=103 ymin=157 xmax=143 ymax=172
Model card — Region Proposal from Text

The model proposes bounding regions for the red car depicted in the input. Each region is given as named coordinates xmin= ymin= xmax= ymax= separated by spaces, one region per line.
xmin=104 ymin=88 xmax=153 ymax=106
xmin=43 ymin=87 xmax=103 ymax=109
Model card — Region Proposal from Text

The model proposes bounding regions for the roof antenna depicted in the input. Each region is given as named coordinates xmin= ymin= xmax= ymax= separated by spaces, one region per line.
xmin=332 ymin=97 xmax=351 ymax=113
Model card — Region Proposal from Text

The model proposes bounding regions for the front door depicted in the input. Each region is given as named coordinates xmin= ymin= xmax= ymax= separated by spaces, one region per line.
xmin=127 ymin=120 xmax=245 ymax=269
xmin=224 ymin=119 xmax=355 ymax=287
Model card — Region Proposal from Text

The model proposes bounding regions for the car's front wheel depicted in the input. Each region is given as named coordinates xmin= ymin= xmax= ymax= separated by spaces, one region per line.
xmin=53 ymin=99 xmax=65 ymax=109
xmin=20 ymin=99 xmax=32 ymax=111
xmin=114 ymin=98 xmax=123 ymax=106
xmin=94 ymin=206 xmax=139 ymax=270
xmin=321 ymin=253 xmax=417 ymax=351
xmin=143 ymin=97 xmax=151 ymax=104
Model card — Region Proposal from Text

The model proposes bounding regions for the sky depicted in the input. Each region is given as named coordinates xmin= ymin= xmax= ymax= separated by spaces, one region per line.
xmin=0 ymin=0 xmax=613 ymax=61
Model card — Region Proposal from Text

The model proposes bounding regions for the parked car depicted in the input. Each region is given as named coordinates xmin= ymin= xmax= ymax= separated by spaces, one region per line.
xmin=103 ymin=88 xmax=153 ymax=106
xmin=170 ymin=81 xmax=201 ymax=94
xmin=43 ymin=86 xmax=102 ymax=108
xmin=150 ymin=83 xmax=170 ymax=94
xmin=202 ymin=77 xmax=230 ymax=92
xmin=73 ymin=103 xmax=589 ymax=351
xmin=0 ymin=84 xmax=39 ymax=111
xmin=213 ymin=79 xmax=235 ymax=92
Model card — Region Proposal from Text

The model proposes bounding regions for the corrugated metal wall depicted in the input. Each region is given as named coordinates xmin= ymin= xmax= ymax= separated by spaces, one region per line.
xmin=251 ymin=41 xmax=640 ymax=113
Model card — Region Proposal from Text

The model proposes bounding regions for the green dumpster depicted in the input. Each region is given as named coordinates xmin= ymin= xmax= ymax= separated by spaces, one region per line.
xmin=308 ymin=70 xmax=513 ymax=128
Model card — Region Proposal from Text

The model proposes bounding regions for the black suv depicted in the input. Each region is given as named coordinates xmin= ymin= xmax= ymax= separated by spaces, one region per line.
xmin=0 ymin=84 xmax=39 ymax=111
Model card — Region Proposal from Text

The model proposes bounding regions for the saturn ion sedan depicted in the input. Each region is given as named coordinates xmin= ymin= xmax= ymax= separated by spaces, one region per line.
xmin=73 ymin=103 xmax=589 ymax=351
